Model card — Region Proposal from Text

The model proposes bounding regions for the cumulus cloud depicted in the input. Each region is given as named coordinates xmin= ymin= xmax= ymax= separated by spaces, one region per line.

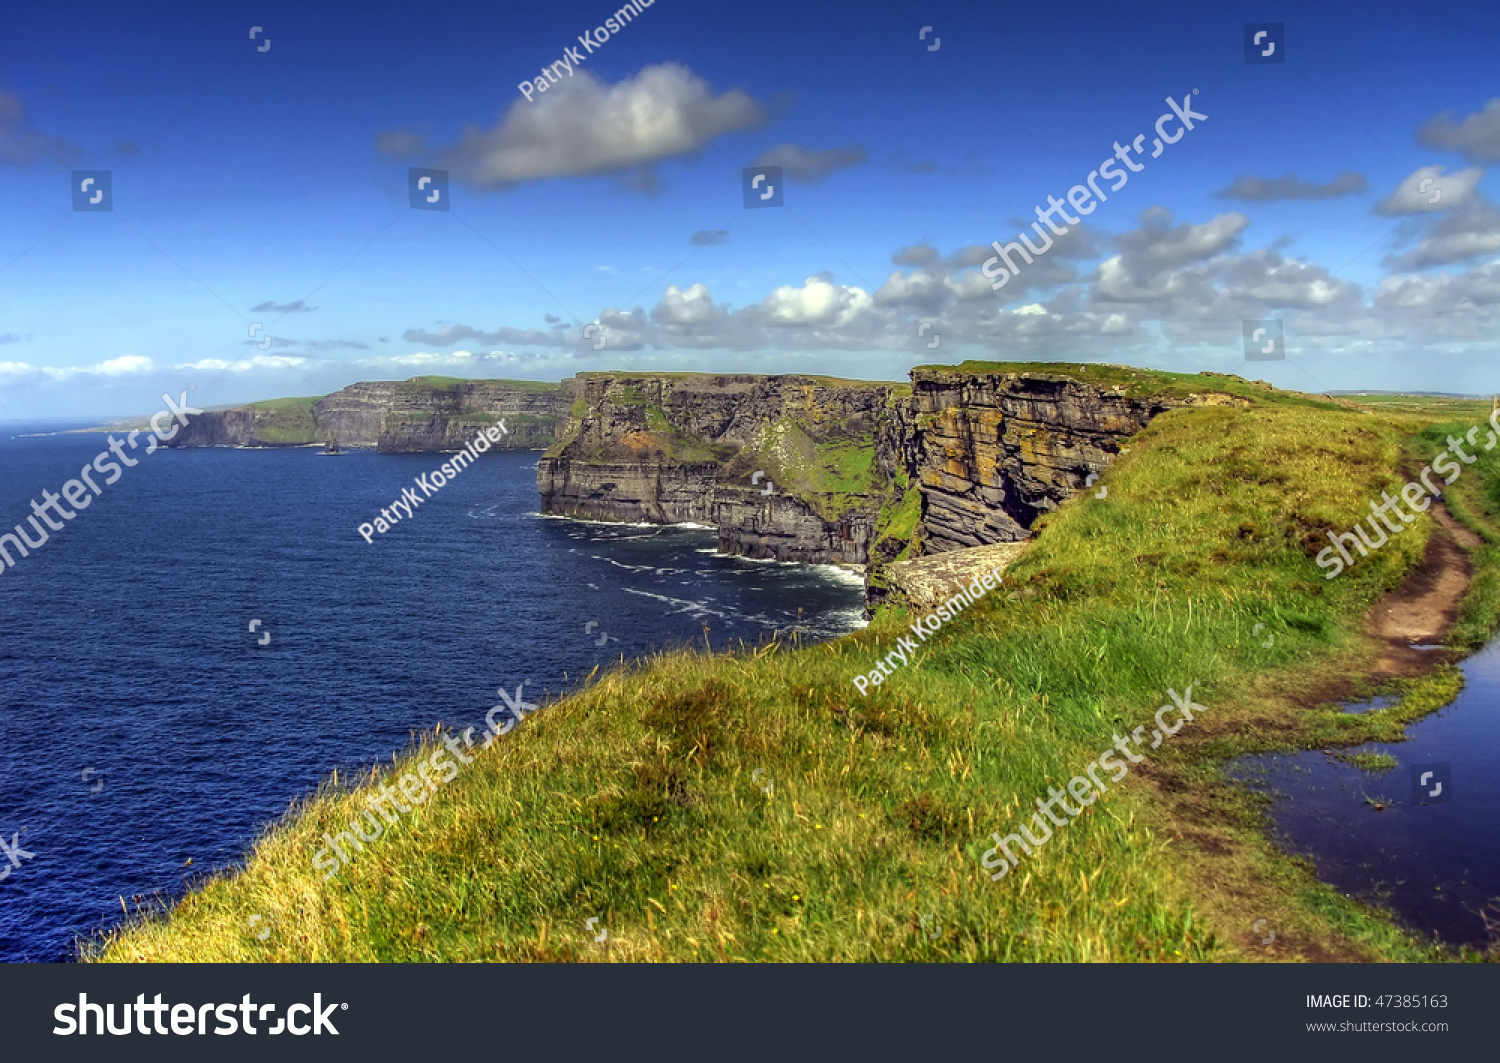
xmin=1107 ymin=209 xmax=1248 ymax=284
xmin=654 ymin=283 xmax=722 ymax=327
xmin=1375 ymin=165 xmax=1484 ymax=215
xmin=250 ymin=300 xmax=316 ymax=314
xmin=1211 ymin=249 xmax=1361 ymax=310
xmin=1384 ymin=195 xmax=1500 ymax=270
xmin=1417 ymin=98 xmax=1500 ymax=162
xmin=892 ymin=242 xmax=939 ymax=266
xmin=749 ymin=143 xmax=867 ymax=184
xmin=381 ymin=63 xmax=767 ymax=190
xmin=1376 ymin=261 xmax=1500 ymax=313
xmin=874 ymin=269 xmax=951 ymax=313
xmin=1214 ymin=171 xmax=1368 ymax=201
xmin=690 ymin=230 xmax=728 ymax=246
xmin=760 ymin=275 xmax=873 ymax=328
xmin=177 ymin=355 xmax=309 ymax=372
xmin=648 ymin=283 xmax=762 ymax=349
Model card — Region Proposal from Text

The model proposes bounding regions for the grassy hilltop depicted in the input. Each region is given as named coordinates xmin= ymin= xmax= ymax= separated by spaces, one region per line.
xmin=92 ymin=370 xmax=1500 ymax=961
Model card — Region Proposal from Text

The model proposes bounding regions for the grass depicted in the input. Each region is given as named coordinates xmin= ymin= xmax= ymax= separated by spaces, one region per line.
xmin=927 ymin=360 xmax=1344 ymax=409
xmin=742 ymin=420 xmax=887 ymax=522
xmin=245 ymin=396 xmax=321 ymax=444
xmin=1334 ymin=750 xmax=1399 ymax=773
xmin=90 ymin=388 xmax=1500 ymax=962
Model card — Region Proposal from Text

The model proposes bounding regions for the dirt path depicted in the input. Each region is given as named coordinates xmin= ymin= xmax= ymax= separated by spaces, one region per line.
xmin=1365 ymin=501 xmax=1480 ymax=680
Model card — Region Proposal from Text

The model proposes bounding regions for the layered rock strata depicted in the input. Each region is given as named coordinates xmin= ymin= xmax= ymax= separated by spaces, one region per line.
xmin=536 ymin=373 xmax=899 ymax=565
xmin=898 ymin=368 xmax=1184 ymax=553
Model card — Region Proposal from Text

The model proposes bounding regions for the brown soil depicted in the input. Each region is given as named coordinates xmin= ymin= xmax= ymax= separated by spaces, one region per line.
xmin=1365 ymin=502 xmax=1479 ymax=680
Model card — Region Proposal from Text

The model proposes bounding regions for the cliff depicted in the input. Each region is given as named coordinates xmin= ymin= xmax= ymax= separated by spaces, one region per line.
xmin=165 ymin=363 xmax=1276 ymax=588
xmin=536 ymin=373 xmax=900 ymax=564
xmin=165 ymin=377 xmax=571 ymax=451
xmin=540 ymin=363 xmax=1261 ymax=576
xmin=892 ymin=365 xmax=1247 ymax=553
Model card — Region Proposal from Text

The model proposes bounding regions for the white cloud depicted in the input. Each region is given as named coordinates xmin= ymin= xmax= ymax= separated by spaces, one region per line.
xmin=1384 ymin=195 xmax=1500 ymax=270
xmin=0 ymin=355 xmax=155 ymax=382
xmin=1375 ymin=165 xmax=1483 ymax=215
xmin=385 ymin=63 xmax=767 ymax=190
xmin=760 ymin=276 xmax=872 ymax=328
xmin=655 ymin=283 xmax=722 ymax=327
xmin=176 ymin=355 xmax=307 ymax=372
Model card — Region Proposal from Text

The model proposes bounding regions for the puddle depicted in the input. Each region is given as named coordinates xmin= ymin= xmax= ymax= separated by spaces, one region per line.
xmin=1228 ymin=638 xmax=1500 ymax=948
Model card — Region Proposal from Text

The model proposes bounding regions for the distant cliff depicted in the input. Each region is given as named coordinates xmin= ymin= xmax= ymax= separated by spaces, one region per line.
xmin=164 ymin=376 xmax=571 ymax=451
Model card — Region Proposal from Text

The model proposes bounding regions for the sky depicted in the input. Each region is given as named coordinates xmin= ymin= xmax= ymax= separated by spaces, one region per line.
xmin=1 ymin=0 xmax=1498 ymax=419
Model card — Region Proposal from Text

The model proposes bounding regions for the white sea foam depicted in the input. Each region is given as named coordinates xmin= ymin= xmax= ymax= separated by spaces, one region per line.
xmin=533 ymin=512 xmax=661 ymax=528
xmin=532 ymin=512 xmax=716 ymax=532
xmin=623 ymin=588 xmax=735 ymax=622
xmin=811 ymin=563 xmax=868 ymax=588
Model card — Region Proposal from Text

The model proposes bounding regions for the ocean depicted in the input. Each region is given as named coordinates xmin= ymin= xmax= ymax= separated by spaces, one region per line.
xmin=0 ymin=423 xmax=866 ymax=961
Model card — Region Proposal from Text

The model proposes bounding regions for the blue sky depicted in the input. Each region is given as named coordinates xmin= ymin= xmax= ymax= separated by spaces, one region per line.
xmin=1 ymin=0 xmax=1498 ymax=419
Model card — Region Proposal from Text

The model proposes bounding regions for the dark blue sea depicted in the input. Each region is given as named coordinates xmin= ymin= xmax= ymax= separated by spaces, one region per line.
xmin=0 ymin=423 xmax=866 ymax=961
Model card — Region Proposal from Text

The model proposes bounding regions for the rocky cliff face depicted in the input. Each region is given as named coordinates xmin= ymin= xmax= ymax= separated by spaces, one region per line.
xmin=898 ymin=368 xmax=1181 ymax=553
xmin=313 ymin=382 xmax=399 ymax=445
xmin=166 ymin=407 xmax=264 ymax=447
xmin=536 ymin=373 xmax=900 ymax=565
xmin=167 ymin=377 xmax=570 ymax=450
xmin=541 ymin=365 xmax=1253 ymax=576
xmin=372 ymin=378 xmax=573 ymax=452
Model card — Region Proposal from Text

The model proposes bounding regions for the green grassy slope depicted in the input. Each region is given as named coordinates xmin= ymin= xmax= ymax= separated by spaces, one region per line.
xmin=244 ymin=396 xmax=322 ymax=443
xmin=91 ymin=391 xmax=1500 ymax=962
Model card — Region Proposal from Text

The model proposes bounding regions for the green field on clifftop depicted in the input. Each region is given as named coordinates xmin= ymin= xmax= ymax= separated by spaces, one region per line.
xmin=243 ymin=396 xmax=321 ymax=443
